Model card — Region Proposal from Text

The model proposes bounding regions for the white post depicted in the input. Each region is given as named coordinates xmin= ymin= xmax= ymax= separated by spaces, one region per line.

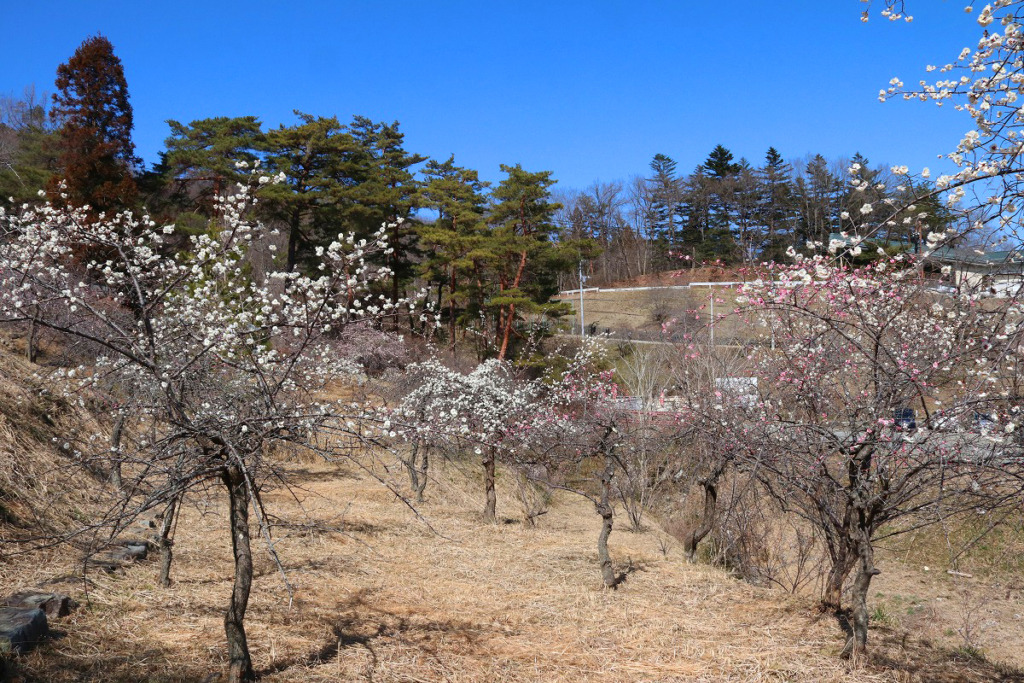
xmin=579 ymin=261 xmax=586 ymax=336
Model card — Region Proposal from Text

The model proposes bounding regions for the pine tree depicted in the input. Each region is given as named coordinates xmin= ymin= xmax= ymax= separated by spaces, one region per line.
xmin=163 ymin=116 xmax=263 ymax=218
xmin=50 ymin=35 xmax=139 ymax=214
xmin=486 ymin=164 xmax=568 ymax=360
xmin=699 ymin=145 xmax=741 ymax=261
xmin=756 ymin=147 xmax=796 ymax=261
xmin=794 ymin=154 xmax=842 ymax=244
xmin=647 ymin=153 xmax=683 ymax=247
xmin=703 ymin=144 xmax=741 ymax=178
xmin=346 ymin=116 xmax=426 ymax=315
xmin=260 ymin=112 xmax=358 ymax=271
xmin=417 ymin=155 xmax=490 ymax=347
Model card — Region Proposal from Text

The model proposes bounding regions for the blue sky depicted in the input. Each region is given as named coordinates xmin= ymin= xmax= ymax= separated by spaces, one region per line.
xmin=1 ymin=1 xmax=979 ymax=190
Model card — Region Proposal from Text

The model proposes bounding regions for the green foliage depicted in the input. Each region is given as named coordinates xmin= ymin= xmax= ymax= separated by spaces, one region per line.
xmin=417 ymin=155 xmax=490 ymax=338
xmin=260 ymin=112 xmax=359 ymax=271
xmin=162 ymin=115 xmax=263 ymax=218
xmin=0 ymin=89 xmax=58 ymax=207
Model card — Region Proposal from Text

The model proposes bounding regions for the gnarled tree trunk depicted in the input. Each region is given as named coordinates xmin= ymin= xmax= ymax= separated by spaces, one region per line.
xmin=222 ymin=465 xmax=255 ymax=683
xmin=483 ymin=447 xmax=496 ymax=523
xmin=842 ymin=527 xmax=880 ymax=659
xmin=414 ymin=446 xmax=429 ymax=503
xmin=597 ymin=453 xmax=617 ymax=588
xmin=405 ymin=443 xmax=420 ymax=493
xmin=157 ymin=494 xmax=179 ymax=588
xmin=683 ymin=476 xmax=718 ymax=561
xmin=822 ymin=544 xmax=856 ymax=612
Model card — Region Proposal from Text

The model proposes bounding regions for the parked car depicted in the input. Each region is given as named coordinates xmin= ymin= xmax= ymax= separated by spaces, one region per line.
xmin=894 ymin=407 xmax=916 ymax=431
xmin=972 ymin=412 xmax=996 ymax=435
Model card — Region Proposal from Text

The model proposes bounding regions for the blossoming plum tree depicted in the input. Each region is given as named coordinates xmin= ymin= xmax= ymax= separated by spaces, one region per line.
xmin=0 ymin=172 xmax=415 ymax=682
xmin=390 ymin=357 xmax=542 ymax=520
xmin=737 ymin=256 xmax=1024 ymax=658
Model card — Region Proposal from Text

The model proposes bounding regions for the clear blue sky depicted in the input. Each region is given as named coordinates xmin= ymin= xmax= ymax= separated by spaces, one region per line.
xmin=0 ymin=1 xmax=978 ymax=190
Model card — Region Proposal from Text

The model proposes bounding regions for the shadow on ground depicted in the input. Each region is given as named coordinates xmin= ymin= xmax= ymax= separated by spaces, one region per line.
xmin=258 ymin=590 xmax=492 ymax=680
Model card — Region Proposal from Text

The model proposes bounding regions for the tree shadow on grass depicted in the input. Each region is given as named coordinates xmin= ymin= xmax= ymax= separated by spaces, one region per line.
xmin=826 ymin=609 xmax=1024 ymax=683
xmin=609 ymin=558 xmax=648 ymax=588
xmin=864 ymin=632 xmax=1024 ymax=683
xmin=12 ymin=644 xmax=219 ymax=683
xmin=258 ymin=591 xmax=492 ymax=680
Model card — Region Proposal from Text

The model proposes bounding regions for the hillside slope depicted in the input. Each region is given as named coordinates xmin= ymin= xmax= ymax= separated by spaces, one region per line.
xmin=0 ymin=340 xmax=109 ymax=542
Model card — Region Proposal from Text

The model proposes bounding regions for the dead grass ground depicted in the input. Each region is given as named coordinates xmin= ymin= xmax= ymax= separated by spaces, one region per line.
xmin=553 ymin=288 xmax=753 ymax=342
xmin=4 ymin=459 xmax=1024 ymax=683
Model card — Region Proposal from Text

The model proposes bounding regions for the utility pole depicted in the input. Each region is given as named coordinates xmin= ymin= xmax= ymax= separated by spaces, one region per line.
xmin=579 ymin=260 xmax=586 ymax=336
xmin=709 ymin=284 xmax=714 ymax=346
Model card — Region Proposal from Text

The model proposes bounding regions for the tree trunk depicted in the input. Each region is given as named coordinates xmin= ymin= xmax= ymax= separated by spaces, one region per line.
xmin=222 ymin=466 xmax=255 ymax=683
xmin=286 ymin=210 xmax=301 ymax=273
xmin=449 ymin=266 xmax=457 ymax=356
xmin=405 ymin=443 xmax=420 ymax=493
xmin=497 ymin=302 xmax=516 ymax=361
xmin=483 ymin=448 xmax=496 ymax=523
xmin=842 ymin=532 xmax=880 ymax=659
xmin=157 ymin=494 xmax=179 ymax=588
xmin=109 ymin=413 xmax=125 ymax=489
xmin=683 ymin=477 xmax=718 ymax=561
xmin=26 ymin=309 xmax=38 ymax=363
xmin=414 ymin=446 xmax=428 ymax=503
xmin=497 ymin=249 xmax=529 ymax=361
xmin=597 ymin=454 xmax=617 ymax=588
xmin=822 ymin=547 xmax=855 ymax=612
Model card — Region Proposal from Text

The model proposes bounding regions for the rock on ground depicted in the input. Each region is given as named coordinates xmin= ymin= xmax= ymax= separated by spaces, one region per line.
xmin=0 ymin=607 xmax=48 ymax=654
xmin=1 ymin=592 xmax=77 ymax=619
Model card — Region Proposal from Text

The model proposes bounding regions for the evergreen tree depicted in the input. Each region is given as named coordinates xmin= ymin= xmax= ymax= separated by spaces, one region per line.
xmin=794 ymin=154 xmax=842 ymax=244
xmin=50 ymin=35 xmax=140 ymax=214
xmin=346 ymin=116 xmax=426 ymax=313
xmin=700 ymin=145 xmax=742 ymax=261
xmin=732 ymin=158 xmax=762 ymax=261
xmin=260 ymin=112 xmax=358 ymax=271
xmin=703 ymin=144 xmax=741 ymax=178
xmin=486 ymin=164 xmax=569 ymax=360
xmin=163 ymin=116 xmax=263 ymax=218
xmin=679 ymin=165 xmax=711 ymax=260
xmin=647 ymin=153 xmax=683 ymax=247
xmin=756 ymin=147 xmax=796 ymax=261
xmin=417 ymin=155 xmax=490 ymax=346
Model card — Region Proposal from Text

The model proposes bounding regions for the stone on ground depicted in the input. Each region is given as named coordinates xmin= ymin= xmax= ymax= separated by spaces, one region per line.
xmin=1 ymin=591 xmax=77 ymax=619
xmin=0 ymin=607 xmax=48 ymax=654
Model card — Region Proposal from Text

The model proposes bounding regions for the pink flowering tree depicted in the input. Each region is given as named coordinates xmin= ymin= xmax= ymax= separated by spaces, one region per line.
xmin=736 ymin=256 xmax=1024 ymax=658
xmin=0 ymin=174 xmax=419 ymax=682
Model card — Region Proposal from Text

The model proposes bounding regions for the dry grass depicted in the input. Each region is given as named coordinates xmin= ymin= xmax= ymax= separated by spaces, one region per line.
xmin=0 ymin=341 xmax=111 ymax=542
xmin=4 ymin=457 xmax=1023 ymax=683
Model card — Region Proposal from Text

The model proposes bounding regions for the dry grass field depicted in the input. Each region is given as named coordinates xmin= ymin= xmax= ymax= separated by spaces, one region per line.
xmin=4 ymin=456 xmax=1024 ymax=683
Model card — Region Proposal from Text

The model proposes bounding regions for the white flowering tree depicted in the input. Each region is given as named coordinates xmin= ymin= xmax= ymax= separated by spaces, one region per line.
xmin=821 ymin=1 xmax=1024 ymax=260
xmin=736 ymin=256 xmax=1024 ymax=658
xmin=390 ymin=357 xmax=543 ymax=521
xmin=0 ymin=175 xmax=415 ymax=682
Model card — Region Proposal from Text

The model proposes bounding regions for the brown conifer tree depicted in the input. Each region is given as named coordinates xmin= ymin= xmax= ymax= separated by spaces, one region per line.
xmin=50 ymin=35 xmax=139 ymax=214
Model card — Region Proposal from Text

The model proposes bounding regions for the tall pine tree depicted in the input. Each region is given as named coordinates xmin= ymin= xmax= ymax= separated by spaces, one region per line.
xmin=486 ymin=164 xmax=567 ymax=360
xmin=417 ymin=155 xmax=490 ymax=347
